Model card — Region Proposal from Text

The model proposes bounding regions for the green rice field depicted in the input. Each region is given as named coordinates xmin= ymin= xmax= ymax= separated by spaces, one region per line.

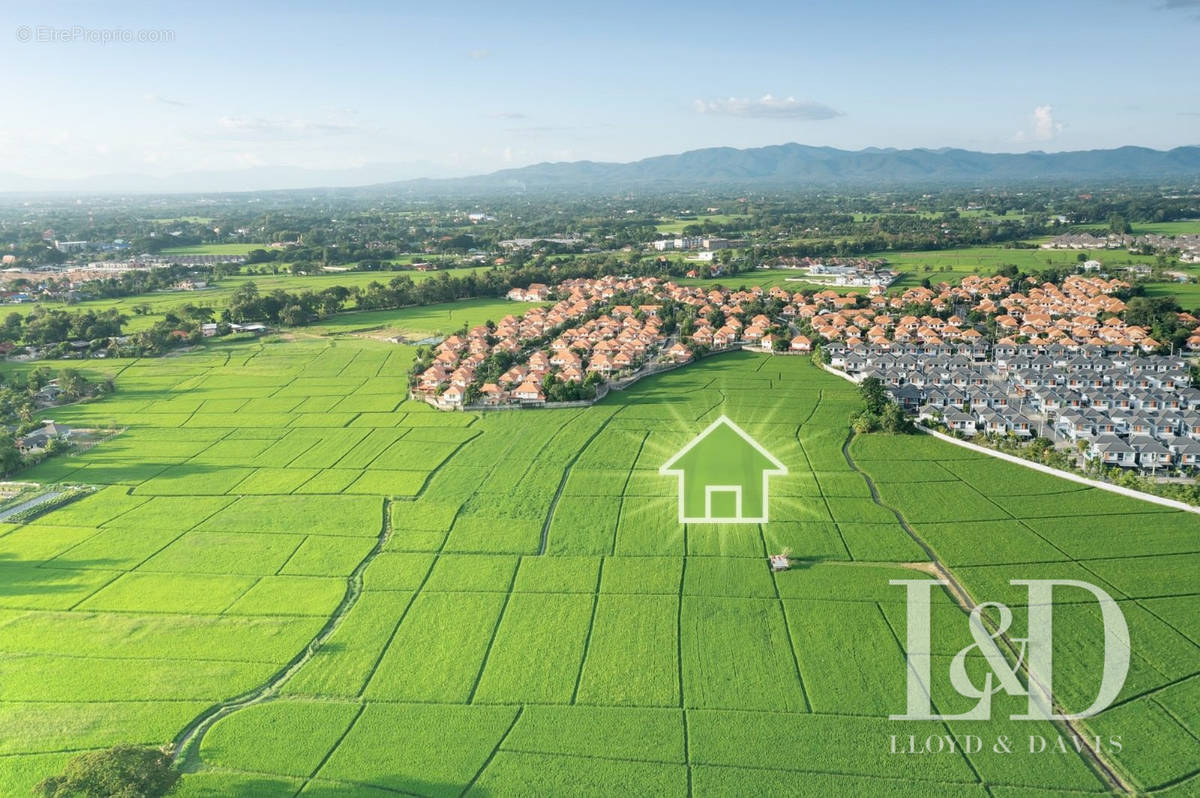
xmin=0 ymin=339 xmax=1197 ymax=795
xmin=865 ymin=245 xmax=1164 ymax=281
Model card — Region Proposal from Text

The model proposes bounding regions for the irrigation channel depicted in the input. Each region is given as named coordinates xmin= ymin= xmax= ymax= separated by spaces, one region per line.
xmin=171 ymin=499 xmax=394 ymax=769
xmin=840 ymin=430 xmax=1134 ymax=794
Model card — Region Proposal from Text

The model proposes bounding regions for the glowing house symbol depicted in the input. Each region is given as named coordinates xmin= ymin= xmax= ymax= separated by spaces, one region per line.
xmin=659 ymin=415 xmax=787 ymax=524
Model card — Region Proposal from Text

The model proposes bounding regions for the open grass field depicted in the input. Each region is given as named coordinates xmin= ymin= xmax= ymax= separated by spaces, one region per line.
xmin=1071 ymin=220 xmax=1200 ymax=237
xmin=655 ymin=214 xmax=749 ymax=234
xmin=679 ymin=244 xmax=1194 ymax=307
xmin=1144 ymin=281 xmax=1200 ymax=311
xmin=19 ymin=268 xmax=495 ymax=333
xmin=866 ymin=245 xmax=1164 ymax=282
xmin=679 ymin=271 xmax=857 ymax=294
xmin=160 ymin=243 xmax=265 ymax=256
xmin=0 ymin=339 xmax=1197 ymax=795
xmin=306 ymin=297 xmax=543 ymax=338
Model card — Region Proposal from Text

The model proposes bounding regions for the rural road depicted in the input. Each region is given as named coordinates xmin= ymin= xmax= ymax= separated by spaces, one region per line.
xmin=0 ymin=491 xmax=63 ymax=522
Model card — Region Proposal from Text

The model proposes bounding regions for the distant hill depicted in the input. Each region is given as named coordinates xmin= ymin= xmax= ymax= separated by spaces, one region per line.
xmin=377 ymin=143 xmax=1200 ymax=194
xmin=5 ymin=144 xmax=1199 ymax=196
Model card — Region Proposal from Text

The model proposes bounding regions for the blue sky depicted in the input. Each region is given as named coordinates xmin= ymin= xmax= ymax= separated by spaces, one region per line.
xmin=2 ymin=0 xmax=1199 ymax=185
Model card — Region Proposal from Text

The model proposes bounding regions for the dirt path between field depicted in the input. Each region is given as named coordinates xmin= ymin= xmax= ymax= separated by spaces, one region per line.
xmin=841 ymin=431 xmax=1135 ymax=795
xmin=170 ymin=498 xmax=394 ymax=771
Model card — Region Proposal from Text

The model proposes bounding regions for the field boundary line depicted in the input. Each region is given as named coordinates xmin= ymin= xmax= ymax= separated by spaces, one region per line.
xmin=936 ymin=463 xmax=1084 ymax=568
xmin=402 ymin=428 xmax=485 ymax=503
xmin=773 ymin=588 xmax=812 ymax=713
xmin=917 ymin=428 xmax=1200 ymax=516
xmin=170 ymin=496 xmax=395 ymax=771
xmin=874 ymin=602 xmax=986 ymax=787
xmin=537 ymin=407 xmax=624 ymax=556
xmin=676 ymin=558 xmax=687 ymax=711
xmin=465 ymin=559 xmax=521 ymax=704
xmin=570 ymin=559 xmax=604 ymax=704
xmin=1154 ymin=695 xmax=1200 ymax=750
xmin=792 ymin=390 xmax=841 ymax=540
xmin=1106 ymin=670 xmax=1200 ymax=712
xmin=354 ymin=535 xmax=444 ymax=699
xmin=299 ymin=699 xmax=367 ymax=792
xmin=611 ymin=430 xmax=650 ymax=555
xmin=683 ymin=706 xmax=692 ymax=798
xmin=842 ymin=430 xmax=1134 ymax=795
xmin=1149 ymin=769 xmax=1200 ymax=795
xmin=460 ymin=705 xmax=523 ymax=797
xmin=273 ymin=534 xmax=311 ymax=576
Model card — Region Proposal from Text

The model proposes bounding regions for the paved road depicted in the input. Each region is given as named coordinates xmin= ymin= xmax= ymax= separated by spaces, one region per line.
xmin=0 ymin=491 xmax=63 ymax=522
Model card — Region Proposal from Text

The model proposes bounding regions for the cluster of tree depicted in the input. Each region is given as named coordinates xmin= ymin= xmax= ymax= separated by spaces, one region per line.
xmin=1122 ymin=295 xmax=1196 ymax=353
xmin=81 ymin=264 xmax=234 ymax=299
xmin=35 ymin=745 xmax=178 ymax=798
xmin=850 ymin=377 xmax=913 ymax=435
xmin=0 ymin=308 xmax=128 ymax=346
xmin=0 ymin=366 xmax=113 ymax=476
xmin=540 ymin=372 xmax=602 ymax=403
xmin=225 ymin=281 xmax=350 ymax=326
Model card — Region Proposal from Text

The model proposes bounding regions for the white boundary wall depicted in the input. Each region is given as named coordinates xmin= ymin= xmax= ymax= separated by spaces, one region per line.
xmin=918 ymin=427 xmax=1200 ymax=516
xmin=820 ymin=362 xmax=1200 ymax=516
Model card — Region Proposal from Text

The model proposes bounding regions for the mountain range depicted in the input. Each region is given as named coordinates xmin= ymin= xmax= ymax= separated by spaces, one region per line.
xmin=383 ymin=144 xmax=1200 ymax=194
xmin=4 ymin=144 xmax=1200 ymax=196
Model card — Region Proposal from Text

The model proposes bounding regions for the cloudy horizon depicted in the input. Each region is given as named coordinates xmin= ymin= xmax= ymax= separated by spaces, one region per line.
xmin=2 ymin=0 xmax=1198 ymax=190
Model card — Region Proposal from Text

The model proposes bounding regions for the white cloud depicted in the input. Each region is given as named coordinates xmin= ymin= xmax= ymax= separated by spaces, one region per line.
xmin=217 ymin=116 xmax=358 ymax=137
xmin=692 ymin=94 xmax=843 ymax=120
xmin=1032 ymin=105 xmax=1063 ymax=140
xmin=1017 ymin=105 xmax=1064 ymax=143
xmin=468 ymin=48 xmax=492 ymax=60
xmin=144 ymin=93 xmax=187 ymax=107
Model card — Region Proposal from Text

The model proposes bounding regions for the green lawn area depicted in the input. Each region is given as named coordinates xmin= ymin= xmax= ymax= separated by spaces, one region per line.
xmin=869 ymin=244 xmax=1162 ymax=280
xmin=1144 ymin=280 xmax=1200 ymax=311
xmin=1070 ymin=220 xmax=1200 ymax=236
xmin=680 ymin=271 xmax=857 ymax=293
xmin=308 ymin=297 xmax=544 ymax=336
xmin=145 ymin=216 xmax=215 ymax=225
xmin=655 ymin=214 xmax=748 ymax=234
xmin=19 ymin=267 xmax=496 ymax=332
xmin=159 ymin=243 xmax=263 ymax=255
xmin=0 ymin=339 xmax=1194 ymax=795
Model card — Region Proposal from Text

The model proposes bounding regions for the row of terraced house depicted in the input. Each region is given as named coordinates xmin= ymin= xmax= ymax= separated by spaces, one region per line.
xmin=833 ymin=342 xmax=1200 ymax=472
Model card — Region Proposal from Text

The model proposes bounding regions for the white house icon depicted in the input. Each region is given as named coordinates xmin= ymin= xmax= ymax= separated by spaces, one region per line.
xmin=659 ymin=415 xmax=788 ymax=524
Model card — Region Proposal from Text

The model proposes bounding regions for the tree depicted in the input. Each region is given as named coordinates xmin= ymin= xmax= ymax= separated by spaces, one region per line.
xmin=858 ymin=377 xmax=888 ymax=415
xmin=851 ymin=410 xmax=879 ymax=434
xmin=57 ymin=368 xmax=85 ymax=401
xmin=0 ymin=432 xmax=22 ymax=476
xmin=34 ymin=745 xmax=179 ymax=798
xmin=880 ymin=402 xmax=911 ymax=434
xmin=279 ymin=305 xmax=306 ymax=327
